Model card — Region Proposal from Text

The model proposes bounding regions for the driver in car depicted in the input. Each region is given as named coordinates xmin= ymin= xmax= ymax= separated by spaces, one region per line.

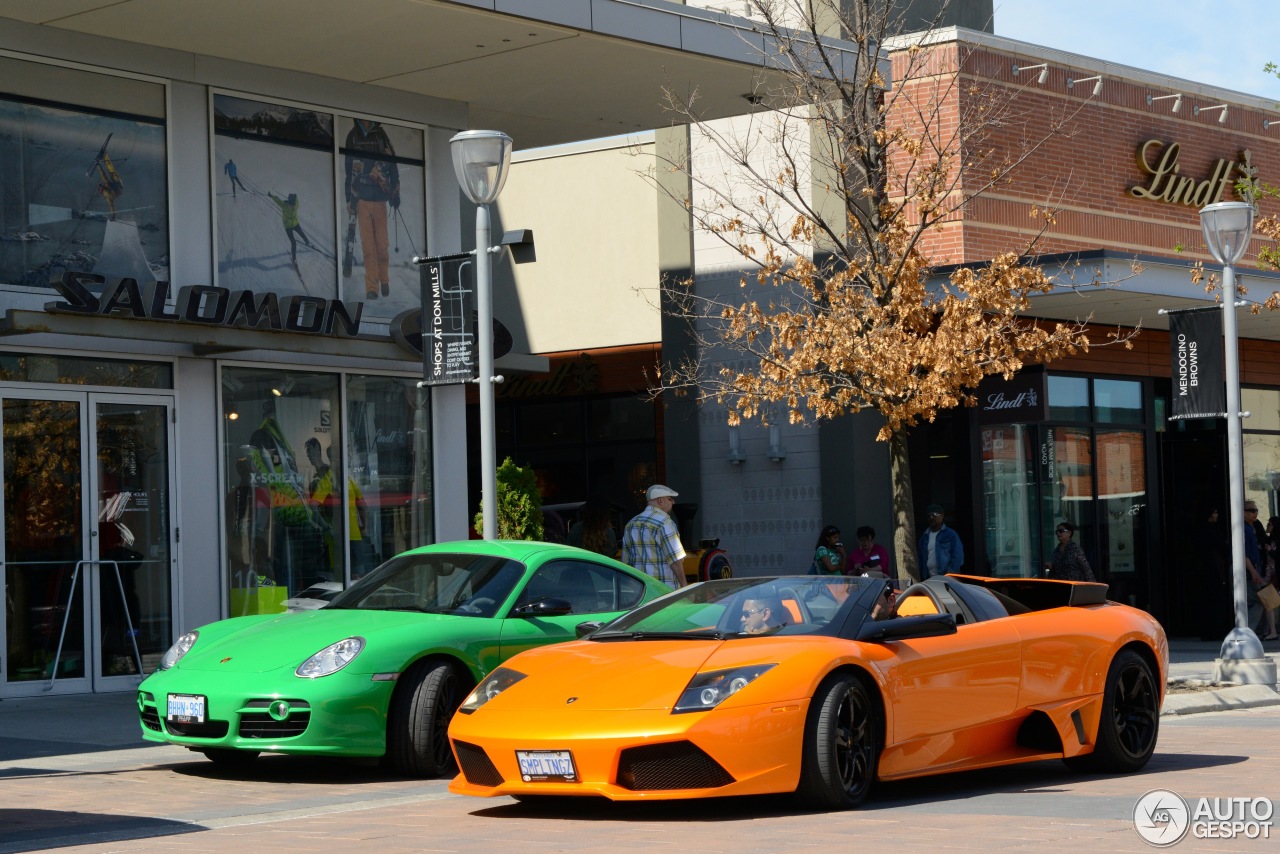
xmin=740 ymin=595 xmax=786 ymax=634
xmin=872 ymin=583 xmax=898 ymax=620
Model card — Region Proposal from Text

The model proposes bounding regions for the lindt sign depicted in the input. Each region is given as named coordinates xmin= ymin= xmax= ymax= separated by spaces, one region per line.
xmin=974 ymin=370 xmax=1048 ymax=424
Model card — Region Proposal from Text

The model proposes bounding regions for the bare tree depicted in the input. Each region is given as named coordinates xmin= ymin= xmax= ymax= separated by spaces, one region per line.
xmin=649 ymin=0 xmax=1135 ymax=580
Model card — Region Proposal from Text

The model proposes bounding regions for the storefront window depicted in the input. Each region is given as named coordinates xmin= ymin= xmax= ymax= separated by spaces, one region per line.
xmin=222 ymin=368 xmax=342 ymax=613
xmin=1097 ymin=430 xmax=1146 ymax=575
xmin=1243 ymin=388 xmax=1280 ymax=431
xmin=1094 ymin=379 xmax=1143 ymax=425
xmin=981 ymin=425 xmax=1039 ymax=576
xmin=484 ymin=391 xmax=660 ymax=511
xmin=345 ymin=376 xmax=432 ymax=576
xmin=1242 ymin=389 xmax=1280 ymax=517
xmin=0 ymin=67 xmax=169 ymax=289
xmin=1043 ymin=425 xmax=1094 ymax=568
xmin=1048 ymin=376 xmax=1090 ymax=422
xmin=0 ymin=352 xmax=171 ymax=388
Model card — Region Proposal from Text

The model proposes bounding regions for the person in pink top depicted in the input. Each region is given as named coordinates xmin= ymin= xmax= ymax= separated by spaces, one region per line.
xmin=849 ymin=526 xmax=892 ymax=577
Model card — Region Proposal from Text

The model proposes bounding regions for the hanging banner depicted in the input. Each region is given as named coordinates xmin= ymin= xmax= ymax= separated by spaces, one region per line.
xmin=1168 ymin=306 xmax=1225 ymax=420
xmin=416 ymin=252 xmax=476 ymax=386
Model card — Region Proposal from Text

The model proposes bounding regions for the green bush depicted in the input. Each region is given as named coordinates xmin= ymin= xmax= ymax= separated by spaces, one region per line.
xmin=475 ymin=457 xmax=544 ymax=540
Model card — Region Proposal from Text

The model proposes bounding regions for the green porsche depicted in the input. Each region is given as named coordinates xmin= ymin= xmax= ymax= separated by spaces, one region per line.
xmin=138 ymin=540 xmax=670 ymax=775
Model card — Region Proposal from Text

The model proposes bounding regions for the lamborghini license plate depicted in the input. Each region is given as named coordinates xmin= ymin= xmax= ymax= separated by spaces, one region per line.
xmin=515 ymin=750 xmax=577 ymax=782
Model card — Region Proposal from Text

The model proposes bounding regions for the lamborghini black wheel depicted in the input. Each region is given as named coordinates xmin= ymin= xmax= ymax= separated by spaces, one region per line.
xmin=1065 ymin=649 xmax=1159 ymax=773
xmin=796 ymin=673 xmax=880 ymax=809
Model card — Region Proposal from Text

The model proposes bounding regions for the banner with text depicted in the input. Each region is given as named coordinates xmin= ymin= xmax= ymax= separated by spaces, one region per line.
xmin=1168 ymin=306 xmax=1224 ymax=420
xmin=418 ymin=253 xmax=476 ymax=386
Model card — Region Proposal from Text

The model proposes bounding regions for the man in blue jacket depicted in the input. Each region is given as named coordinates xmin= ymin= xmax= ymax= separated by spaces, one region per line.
xmin=918 ymin=503 xmax=963 ymax=578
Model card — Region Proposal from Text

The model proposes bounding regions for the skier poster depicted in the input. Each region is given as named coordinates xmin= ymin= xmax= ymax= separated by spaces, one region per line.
xmin=213 ymin=94 xmax=337 ymax=298
xmin=337 ymin=116 xmax=426 ymax=318
xmin=0 ymin=94 xmax=169 ymax=289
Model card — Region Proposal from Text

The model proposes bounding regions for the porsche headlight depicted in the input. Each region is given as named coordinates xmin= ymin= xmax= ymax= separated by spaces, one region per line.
xmin=159 ymin=631 xmax=198 ymax=670
xmin=673 ymin=664 xmax=776 ymax=713
xmin=459 ymin=667 xmax=526 ymax=714
xmin=295 ymin=637 xmax=365 ymax=678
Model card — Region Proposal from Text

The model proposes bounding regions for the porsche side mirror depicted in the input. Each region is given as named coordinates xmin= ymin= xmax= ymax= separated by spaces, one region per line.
xmin=856 ymin=613 xmax=956 ymax=642
xmin=512 ymin=597 xmax=573 ymax=618
xmin=575 ymin=620 xmax=603 ymax=638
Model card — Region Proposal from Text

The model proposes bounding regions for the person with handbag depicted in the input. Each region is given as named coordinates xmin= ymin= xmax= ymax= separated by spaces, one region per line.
xmin=1242 ymin=501 xmax=1276 ymax=640
xmin=1259 ymin=515 xmax=1280 ymax=640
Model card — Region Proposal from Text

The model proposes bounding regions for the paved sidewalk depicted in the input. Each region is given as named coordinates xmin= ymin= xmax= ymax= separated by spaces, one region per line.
xmin=1162 ymin=639 xmax=1280 ymax=715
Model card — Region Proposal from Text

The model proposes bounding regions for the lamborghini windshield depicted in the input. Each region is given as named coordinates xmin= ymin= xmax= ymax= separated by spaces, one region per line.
xmin=327 ymin=552 xmax=524 ymax=617
xmin=590 ymin=576 xmax=879 ymax=639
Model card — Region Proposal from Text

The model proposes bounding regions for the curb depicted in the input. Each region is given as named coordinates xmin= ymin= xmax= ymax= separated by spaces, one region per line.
xmin=1162 ymin=682 xmax=1280 ymax=716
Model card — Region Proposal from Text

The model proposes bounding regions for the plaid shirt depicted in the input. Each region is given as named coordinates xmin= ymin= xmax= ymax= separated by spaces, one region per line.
xmin=621 ymin=505 xmax=686 ymax=587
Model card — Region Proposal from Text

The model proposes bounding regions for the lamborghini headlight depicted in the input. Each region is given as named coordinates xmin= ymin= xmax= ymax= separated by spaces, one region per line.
xmin=159 ymin=631 xmax=198 ymax=670
xmin=459 ymin=667 xmax=526 ymax=714
xmin=295 ymin=637 xmax=365 ymax=678
xmin=673 ymin=664 xmax=776 ymax=713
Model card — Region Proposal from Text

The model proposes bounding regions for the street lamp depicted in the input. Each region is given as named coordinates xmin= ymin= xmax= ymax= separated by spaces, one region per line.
xmin=451 ymin=130 xmax=513 ymax=539
xmin=1200 ymin=201 xmax=1273 ymax=683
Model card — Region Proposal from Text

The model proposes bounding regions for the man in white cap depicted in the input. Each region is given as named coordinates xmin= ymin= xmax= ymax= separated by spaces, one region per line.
xmin=621 ymin=484 xmax=687 ymax=588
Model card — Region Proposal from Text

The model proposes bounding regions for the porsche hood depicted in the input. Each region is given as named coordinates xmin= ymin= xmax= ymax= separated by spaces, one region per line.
xmin=173 ymin=610 xmax=462 ymax=673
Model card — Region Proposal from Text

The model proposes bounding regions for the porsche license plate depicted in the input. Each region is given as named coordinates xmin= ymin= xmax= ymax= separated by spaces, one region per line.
xmin=167 ymin=693 xmax=206 ymax=723
xmin=515 ymin=750 xmax=577 ymax=783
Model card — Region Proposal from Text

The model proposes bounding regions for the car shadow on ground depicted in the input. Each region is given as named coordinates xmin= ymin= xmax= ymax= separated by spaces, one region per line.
xmin=0 ymin=809 xmax=199 ymax=851
xmin=468 ymin=753 xmax=1250 ymax=821
xmin=159 ymin=753 xmax=433 ymax=785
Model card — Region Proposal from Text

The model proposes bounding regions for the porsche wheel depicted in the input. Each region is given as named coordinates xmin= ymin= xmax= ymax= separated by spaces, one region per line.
xmin=387 ymin=660 xmax=463 ymax=777
xmin=796 ymin=673 xmax=880 ymax=809
xmin=1066 ymin=649 xmax=1159 ymax=773
xmin=201 ymin=748 xmax=259 ymax=768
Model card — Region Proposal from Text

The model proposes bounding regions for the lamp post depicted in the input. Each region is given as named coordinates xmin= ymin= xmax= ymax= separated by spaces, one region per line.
xmin=450 ymin=130 xmax=513 ymax=539
xmin=1200 ymin=201 xmax=1272 ymax=682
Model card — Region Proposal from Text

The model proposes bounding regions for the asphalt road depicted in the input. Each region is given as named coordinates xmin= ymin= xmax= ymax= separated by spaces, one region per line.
xmin=1 ymin=695 xmax=1276 ymax=853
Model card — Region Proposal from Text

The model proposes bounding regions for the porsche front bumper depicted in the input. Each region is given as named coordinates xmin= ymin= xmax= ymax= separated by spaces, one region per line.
xmin=137 ymin=666 xmax=395 ymax=757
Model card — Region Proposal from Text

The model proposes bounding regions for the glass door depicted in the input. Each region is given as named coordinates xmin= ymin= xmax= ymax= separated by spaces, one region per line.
xmin=91 ymin=396 xmax=174 ymax=689
xmin=1 ymin=391 xmax=174 ymax=696
xmin=2 ymin=393 xmax=88 ymax=694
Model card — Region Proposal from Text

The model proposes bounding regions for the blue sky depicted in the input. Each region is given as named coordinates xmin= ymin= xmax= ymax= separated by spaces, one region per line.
xmin=993 ymin=1 xmax=1280 ymax=103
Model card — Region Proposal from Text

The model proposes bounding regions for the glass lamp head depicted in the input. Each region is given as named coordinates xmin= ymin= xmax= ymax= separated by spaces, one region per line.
xmin=449 ymin=130 xmax=513 ymax=205
xmin=1200 ymin=201 xmax=1255 ymax=266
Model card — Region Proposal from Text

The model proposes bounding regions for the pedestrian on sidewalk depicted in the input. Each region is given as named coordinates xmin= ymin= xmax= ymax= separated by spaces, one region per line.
xmin=621 ymin=484 xmax=686 ymax=588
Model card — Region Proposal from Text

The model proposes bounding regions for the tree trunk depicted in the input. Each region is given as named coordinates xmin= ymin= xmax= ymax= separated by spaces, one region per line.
xmin=889 ymin=427 xmax=919 ymax=582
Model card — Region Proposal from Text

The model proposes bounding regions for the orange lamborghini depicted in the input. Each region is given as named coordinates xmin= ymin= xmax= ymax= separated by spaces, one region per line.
xmin=447 ymin=573 xmax=1167 ymax=809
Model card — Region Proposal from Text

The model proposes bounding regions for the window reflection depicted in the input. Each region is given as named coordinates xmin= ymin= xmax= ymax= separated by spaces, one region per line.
xmin=981 ymin=425 xmax=1038 ymax=577
xmin=345 ymin=376 xmax=432 ymax=576
xmin=223 ymin=368 xmax=341 ymax=613
xmin=1097 ymin=430 xmax=1145 ymax=574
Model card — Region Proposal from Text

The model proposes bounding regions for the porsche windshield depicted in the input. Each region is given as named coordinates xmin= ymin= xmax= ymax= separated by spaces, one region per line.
xmin=591 ymin=576 xmax=878 ymax=638
xmin=327 ymin=552 xmax=524 ymax=616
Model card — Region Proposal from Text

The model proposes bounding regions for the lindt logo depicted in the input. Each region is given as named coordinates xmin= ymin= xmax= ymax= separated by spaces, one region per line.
xmin=982 ymin=390 xmax=1038 ymax=411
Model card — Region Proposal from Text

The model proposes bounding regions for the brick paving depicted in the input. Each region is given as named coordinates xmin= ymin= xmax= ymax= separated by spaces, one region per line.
xmin=1 ymin=640 xmax=1276 ymax=853
xmin=0 ymin=703 xmax=1275 ymax=852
